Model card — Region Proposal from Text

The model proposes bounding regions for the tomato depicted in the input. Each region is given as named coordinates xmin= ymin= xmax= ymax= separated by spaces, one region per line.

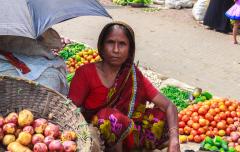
xmin=190 ymin=129 xmax=198 ymax=136
xmin=193 ymin=105 xmax=200 ymax=112
xmin=214 ymin=115 xmax=221 ymax=122
xmin=191 ymin=112 xmax=198 ymax=117
xmin=213 ymin=128 xmax=219 ymax=136
xmin=218 ymin=130 xmax=226 ymax=136
xmin=237 ymin=112 xmax=240 ymax=117
xmin=198 ymin=128 xmax=206 ymax=135
xmin=179 ymin=110 xmax=186 ymax=115
xmin=200 ymin=134 xmax=206 ymax=141
xmin=198 ymin=107 xmax=207 ymax=116
xmin=194 ymin=135 xmax=202 ymax=143
xmin=192 ymin=116 xmax=199 ymax=123
xmin=231 ymin=111 xmax=237 ymax=118
xmin=184 ymin=126 xmax=191 ymax=135
xmin=210 ymin=121 xmax=217 ymax=128
xmin=203 ymin=105 xmax=210 ymax=111
xmin=205 ymin=113 xmax=214 ymax=121
xmin=226 ymin=127 xmax=231 ymax=136
xmin=192 ymin=123 xmax=200 ymax=130
xmin=219 ymin=104 xmax=227 ymax=112
xmin=206 ymin=131 xmax=214 ymax=138
xmin=199 ymin=118 xmax=207 ymax=127
xmin=232 ymin=103 xmax=238 ymax=109
xmin=188 ymin=134 xmax=194 ymax=142
xmin=219 ymin=112 xmax=226 ymax=120
xmin=208 ymin=109 xmax=216 ymax=116
xmin=215 ymin=108 xmax=220 ymax=114
xmin=187 ymin=120 xmax=194 ymax=127
xmin=185 ymin=110 xmax=192 ymax=117
xmin=179 ymin=121 xmax=186 ymax=128
xmin=178 ymin=114 xmax=183 ymax=121
xmin=225 ymin=100 xmax=232 ymax=106
xmin=225 ymin=111 xmax=231 ymax=117
xmin=179 ymin=128 xmax=184 ymax=135
xmin=182 ymin=115 xmax=190 ymax=123
xmin=228 ymin=106 xmax=235 ymax=112
xmin=217 ymin=121 xmax=226 ymax=130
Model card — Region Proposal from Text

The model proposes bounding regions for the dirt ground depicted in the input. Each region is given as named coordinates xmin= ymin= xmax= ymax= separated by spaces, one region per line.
xmin=54 ymin=1 xmax=240 ymax=100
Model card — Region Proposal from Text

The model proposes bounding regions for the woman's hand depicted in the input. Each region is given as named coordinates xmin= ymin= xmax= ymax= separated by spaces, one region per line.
xmin=168 ymin=136 xmax=180 ymax=152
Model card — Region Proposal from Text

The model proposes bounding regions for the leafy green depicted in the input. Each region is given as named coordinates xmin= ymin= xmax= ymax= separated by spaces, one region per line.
xmin=160 ymin=85 xmax=190 ymax=111
xmin=58 ymin=43 xmax=86 ymax=60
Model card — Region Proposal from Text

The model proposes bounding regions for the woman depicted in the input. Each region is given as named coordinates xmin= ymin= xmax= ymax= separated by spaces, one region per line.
xmin=68 ymin=21 xmax=180 ymax=152
xmin=203 ymin=0 xmax=234 ymax=33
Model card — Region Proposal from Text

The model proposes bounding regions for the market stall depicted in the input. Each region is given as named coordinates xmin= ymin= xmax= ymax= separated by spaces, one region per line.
xmin=58 ymin=39 xmax=240 ymax=152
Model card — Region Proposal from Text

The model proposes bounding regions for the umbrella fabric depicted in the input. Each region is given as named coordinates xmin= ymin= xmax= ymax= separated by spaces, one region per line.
xmin=0 ymin=0 xmax=111 ymax=39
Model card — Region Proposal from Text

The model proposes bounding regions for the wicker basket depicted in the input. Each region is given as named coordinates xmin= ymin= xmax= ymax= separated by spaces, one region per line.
xmin=0 ymin=75 xmax=92 ymax=152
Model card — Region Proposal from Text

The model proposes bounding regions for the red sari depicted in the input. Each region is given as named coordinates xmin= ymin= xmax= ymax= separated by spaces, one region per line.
xmin=69 ymin=63 xmax=168 ymax=150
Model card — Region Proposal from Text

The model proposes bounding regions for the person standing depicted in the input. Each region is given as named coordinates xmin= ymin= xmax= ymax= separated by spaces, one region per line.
xmin=226 ymin=0 xmax=240 ymax=44
xmin=203 ymin=0 xmax=234 ymax=33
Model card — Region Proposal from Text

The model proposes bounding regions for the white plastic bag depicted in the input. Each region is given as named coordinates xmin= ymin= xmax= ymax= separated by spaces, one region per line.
xmin=192 ymin=0 xmax=209 ymax=21
xmin=165 ymin=0 xmax=193 ymax=9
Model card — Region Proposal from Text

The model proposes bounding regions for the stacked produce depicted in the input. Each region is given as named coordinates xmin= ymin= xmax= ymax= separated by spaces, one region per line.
xmin=178 ymin=98 xmax=240 ymax=147
xmin=200 ymin=136 xmax=235 ymax=152
xmin=58 ymin=42 xmax=101 ymax=84
xmin=0 ymin=109 xmax=77 ymax=152
xmin=160 ymin=85 xmax=213 ymax=111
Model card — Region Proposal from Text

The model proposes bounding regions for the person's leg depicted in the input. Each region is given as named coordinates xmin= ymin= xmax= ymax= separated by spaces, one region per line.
xmin=233 ymin=21 xmax=239 ymax=44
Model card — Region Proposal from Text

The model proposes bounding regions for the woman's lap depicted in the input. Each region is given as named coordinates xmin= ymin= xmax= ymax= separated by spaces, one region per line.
xmin=91 ymin=105 xmax=168 ymax=150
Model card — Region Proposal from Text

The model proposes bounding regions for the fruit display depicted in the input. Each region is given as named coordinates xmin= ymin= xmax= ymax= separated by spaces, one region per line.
xmin=58 ymin=42 xmax=101 ymax=84
xmin=160 ymin=85 xmax=213 ymax=111
xmin=0 ymin=109 xmax=77 ymax=152
xmin=178 ymin=98 xmax=240 ymax=144
xmin=200 ymin=136 xmax=235 ymax=152
xmin=65 ymin=48 xmax=101 ymax=74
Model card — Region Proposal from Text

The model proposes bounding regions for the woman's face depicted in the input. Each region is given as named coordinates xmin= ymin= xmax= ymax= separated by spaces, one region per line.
xmin=103 ymin=26 xmax=130 ymax=67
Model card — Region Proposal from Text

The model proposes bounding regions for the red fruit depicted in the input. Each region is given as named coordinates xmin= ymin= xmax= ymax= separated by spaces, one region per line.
xmin=179 ymin=121 xmax=185 ymax=128
xmin=32 ymin=134 xmax=45 ymax=145
xmin=194 ymin=135 xmax=202 ymax=143
xmin=4 ymin=112 xmax=18 ymax=124
xmin=44 ymin=136 xmax=54 ymax=146
xmin=192 ymin=123 xmax=200 ymax=130
xmin=3 ymin=123 xmax=16 ymax=134
xmin=33 ymin=143 xmax=48 ymax=152
xmin=23 ymin=126 xmax=34 ymax=135
xmin=182 ymin=115 xmax=190 ymax=123
xmin=33 ymin=118 xmax=48 ymax=134
xmin=44 ymin=123 xmax=60 ymax=138
xmin=217 ymin=121 xmax=226 ymax=130
xmin=187 ymin=120 xmax=194 ymax=127
xmin=192 ymin=116 xmax=199 ymax=123
xmin=49 ymin=140 xmax=64 ymax=152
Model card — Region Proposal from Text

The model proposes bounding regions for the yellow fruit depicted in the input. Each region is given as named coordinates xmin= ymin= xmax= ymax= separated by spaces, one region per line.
xmin=218 ymin=130 xmax=225 ymax=136
xmin=7 ymin=142 xmax=32 ymax=152
xmin=95 ymin=55 xmax=101 ymax=61
xmin=88 ymin=49 xmax=93 ymax=55
xmin=179 ymin=135 xmax=188 ymax=144
xmin=18 ymin=110 xmax=34 ymax=127
xmin=3 ymin=135 xmax=16 ymax=146
xmin=17 ymin=132 xmax=32 ymax=146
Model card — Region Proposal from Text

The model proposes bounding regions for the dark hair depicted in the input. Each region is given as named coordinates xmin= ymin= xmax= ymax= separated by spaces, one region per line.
xmin=97 ymin=22 xmax=135 ymax=65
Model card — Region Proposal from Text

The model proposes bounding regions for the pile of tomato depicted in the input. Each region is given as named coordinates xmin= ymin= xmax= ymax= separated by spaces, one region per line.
xmin=178 ymin=98 xmax=240 ymax=143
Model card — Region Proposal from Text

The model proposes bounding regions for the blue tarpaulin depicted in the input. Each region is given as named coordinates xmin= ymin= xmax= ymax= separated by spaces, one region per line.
xmin=0 ymin=0 xmax=111 ymax=39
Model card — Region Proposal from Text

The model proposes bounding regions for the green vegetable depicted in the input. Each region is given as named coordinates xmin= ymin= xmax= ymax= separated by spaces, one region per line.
xmin=205 ymin=136 xmax=214 ymax=145
xmin=201 ymin=91 xmax=213 ymax=100
xmin=228 ymin=147 xmax=236 ymax=152
xmin=58 ymin=43 xmax=86 ymax=60
xmin=203 ymin=143 xmax=211 ymax=150
xmin=67 ymin=73 xmax=75 ymax=83
xmin=160 ymin=85 xmax=190 ymax=111
xmin=209 ymin=145 xmax=219 ymax=151
xmin=194 ymin=95 xmax=207 ymax=103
